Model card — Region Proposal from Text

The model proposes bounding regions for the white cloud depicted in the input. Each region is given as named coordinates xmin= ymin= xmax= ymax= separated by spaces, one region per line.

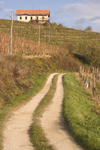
xmin=62 ymin=18 xmax=69 ymax=21
xmin=84 ymin=0 xmax=100 ymax=4
xmin=56 ymin=1 xmax=100 ymax=32
xmin=56 ymin=3 xmax=100 ymax=19
xmin=0 ymin=8 xmax=2 ymax=11
xmin=0 ymin=1 xmax=4 ymax=4
xmin=92 ymin=26 xmax=100 ymax=32
xmin=3 ymin=9 xmax=13 ymax=12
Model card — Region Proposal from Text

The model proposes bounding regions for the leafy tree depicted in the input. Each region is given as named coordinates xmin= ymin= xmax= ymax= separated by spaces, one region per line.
xmin=85 ymin=26 xmax=92 ymax=31
xmin=51 ymin=23 xmax=57 ymax=29
xmin=67 ymin=43 xmax=74 ymax=54
xmin=58 ymin=23 xmax=63 ymax=28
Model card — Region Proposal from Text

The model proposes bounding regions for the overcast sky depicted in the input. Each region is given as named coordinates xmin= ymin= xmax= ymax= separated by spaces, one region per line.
xmin=0 ymin=0 xmax=100 ymax=32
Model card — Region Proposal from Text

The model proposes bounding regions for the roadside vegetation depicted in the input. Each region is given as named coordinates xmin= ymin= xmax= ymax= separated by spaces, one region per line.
xmin=29 ymin=75 xmax=58 ymax=150
xmin=0 ymin=72 xmax=49 ymax=150
xmin=0 ymin=54 xmax=79 ymax=107
xmin=0 ymin=18 xmax=100 ymax=150
xmin=63 ymin=73 xmax=100 ymax=150
xmin=0 ymin=53 xmax=79 ymax=150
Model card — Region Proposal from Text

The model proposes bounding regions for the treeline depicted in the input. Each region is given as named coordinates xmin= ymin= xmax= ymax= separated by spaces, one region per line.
xmin=74 ymin=43 xmax=100 ymax=68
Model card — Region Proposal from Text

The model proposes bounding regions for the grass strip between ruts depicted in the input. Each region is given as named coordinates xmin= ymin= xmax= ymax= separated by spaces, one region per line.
xmin=0 ymin=73 xmax=49 ymax=150
xmin=29 ymin=74 xmax=58 ymax=150
xmin=63 ymin=72 xmax=100 ymax=150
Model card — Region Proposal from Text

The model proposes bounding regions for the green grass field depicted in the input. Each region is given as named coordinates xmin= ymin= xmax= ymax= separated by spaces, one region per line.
xmin=63 ymin=73 xmax=100 ymax=150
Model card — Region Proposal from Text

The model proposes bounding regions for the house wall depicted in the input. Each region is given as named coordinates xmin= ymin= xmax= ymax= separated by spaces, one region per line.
xmin=17 ymin=15 xmax=48 ymax=23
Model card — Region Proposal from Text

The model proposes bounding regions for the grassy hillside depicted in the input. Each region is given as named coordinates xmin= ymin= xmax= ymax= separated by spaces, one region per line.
xmin=0 ymin=19 xmax=100 ymax=106
xmin=63 ymin=73 xmax=100 ymax=150
xmin=0 ymin=19 xmax=100 ymax=66
xmin=0 ymin=53 xmax=80 ymax=150
xmin=0 ymin=19 xmax=100 ymax=150
xmin=0 ymin=54 xmax=80 ymax=107
xmin=0 ymin=19 xmax=100 ymax=48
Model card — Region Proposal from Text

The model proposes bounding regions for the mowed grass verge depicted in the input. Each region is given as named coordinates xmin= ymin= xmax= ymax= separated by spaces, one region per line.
xmin=63 ymin=73 xmax=100 ymax=150
xmin=29 ymin=74 xmax=58 ymax=150
xmin=0 ymin=73 xmax=49 ymax=150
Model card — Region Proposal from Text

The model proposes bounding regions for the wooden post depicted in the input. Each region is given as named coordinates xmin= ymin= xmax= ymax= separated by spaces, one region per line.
xmin=49 ymin=23 xmax=50 ymax=42
xmin=45 ymin=31 xmax=46 ymax=42
xmin=94 ymin=74 xmax=96 ymax=88
xmin=97 ymin=68 xmax=98 ymax=80
xmin=79 ymin=66 xmax=82 ymax=77
xmin=97 ymin=68 xmax=98 ymax=74
xmin=10 ymin=12 xmax=13 ymax=55
xmin=86 ymin=70 xmax=89 ymax=88
xmin=92 ymin=74 xmax=96 ymax=96
xmin=93 ymin=67 xmax=94 ymax=77
xmin=88 ymin=67 xmax=90 ymax=75
xmin=39 ymin=25 xmax=40 ymax=46
xmin=82 ymin=67 xmax=84 ymax=79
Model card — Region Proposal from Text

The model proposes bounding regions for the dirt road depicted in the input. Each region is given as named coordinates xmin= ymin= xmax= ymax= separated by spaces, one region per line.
xmin=40 ymin=74 xmax=84 ymax=150
xmin=3 ymin=73 xmax=58 ymax=150
xmin=3 ymin=73 xmax=84 ymax=150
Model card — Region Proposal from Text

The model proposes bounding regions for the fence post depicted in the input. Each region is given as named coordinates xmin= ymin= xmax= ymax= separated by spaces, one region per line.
xmin=92 ymin=67 xmax=94 ymax=77
xmin=79 ymin=66 xmax=82 ymax=77
xmin=97 ymin=68 xmax=98 ymax=80
xmin=10 ymin=12 xmax=13 ymax=55
xmin=94 ymin=74 xmax=96 ymax=88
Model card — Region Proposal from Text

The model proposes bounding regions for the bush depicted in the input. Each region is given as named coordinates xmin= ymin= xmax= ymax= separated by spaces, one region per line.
xmin=85 ymin=26 xmax=92 ymax=31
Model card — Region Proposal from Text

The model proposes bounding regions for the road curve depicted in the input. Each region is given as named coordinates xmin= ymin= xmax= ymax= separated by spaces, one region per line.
xmin=40 ymin=73 xmax=84 ymax=150
xmin=3 ymin=73 xmax=58 ymax=150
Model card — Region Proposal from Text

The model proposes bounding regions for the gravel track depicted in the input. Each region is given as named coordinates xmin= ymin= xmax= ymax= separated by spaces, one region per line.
xmin=3 ymin=73 xmax=58 ymax=150
xmin=3 ymin=73 xmax=84 ymax=150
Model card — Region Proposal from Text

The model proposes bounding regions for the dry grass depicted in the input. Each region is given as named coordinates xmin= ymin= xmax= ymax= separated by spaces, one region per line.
xmin=0 ymin=31 xmax=68 ymax=56
xmin=0 ymin=53 xmax=80 ymax=107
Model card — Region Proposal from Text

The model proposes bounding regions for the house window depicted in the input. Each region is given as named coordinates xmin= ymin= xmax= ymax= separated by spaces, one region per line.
xmin=31 ymin=17 xmax=32 ymax=20
xmin=20 ymin=16 xmax=22 ymax=20
xmin=42 ymin=16 xmax=44 ymax=20
xmin=25 ymin=16 xmax=27 ymax=20
xmin=37 ymin=17 xmax=38 ymax=20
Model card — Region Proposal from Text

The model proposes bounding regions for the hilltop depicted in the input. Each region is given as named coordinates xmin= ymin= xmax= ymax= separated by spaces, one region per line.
xmin=0 ymin=19 xmax=100 ymax=107
xmin=0 ymin=19 xmax=100 ymax=66
xmin=1 ymin=19 xmax=100 ymax=150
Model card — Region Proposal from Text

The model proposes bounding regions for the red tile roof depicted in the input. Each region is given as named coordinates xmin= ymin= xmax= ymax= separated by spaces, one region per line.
xmin=16 ymin=10 xmax=50 ymax=17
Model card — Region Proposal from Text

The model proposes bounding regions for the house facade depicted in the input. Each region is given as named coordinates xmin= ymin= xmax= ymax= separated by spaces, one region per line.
xmin=16 ymin=10 xmax=50 ymax=23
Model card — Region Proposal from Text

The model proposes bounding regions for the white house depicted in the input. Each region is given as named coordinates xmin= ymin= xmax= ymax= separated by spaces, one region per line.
xmin=16 ymin=10 xmax=50 ymax=23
